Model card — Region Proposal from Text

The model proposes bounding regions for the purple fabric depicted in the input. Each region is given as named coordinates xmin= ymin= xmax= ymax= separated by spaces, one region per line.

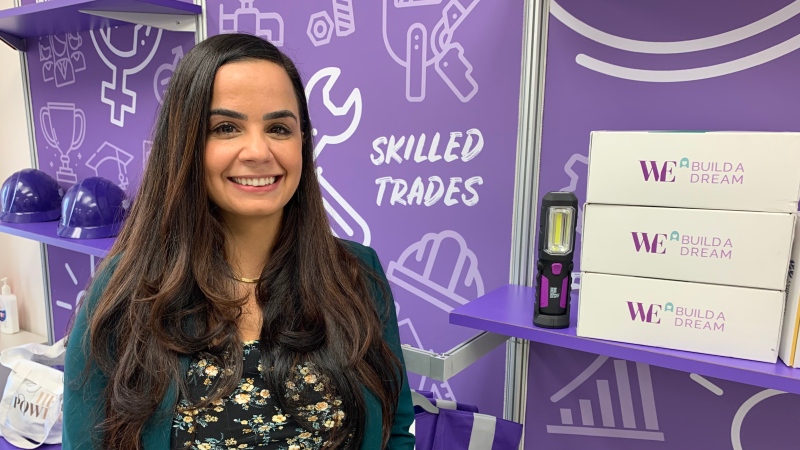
xmin=413 ymin=391 xmax=523 ymax=450
xmin=415 ymin=390 xmax=480 ymax=413
xmin=435 ymin=410 xmax=523 ymax=450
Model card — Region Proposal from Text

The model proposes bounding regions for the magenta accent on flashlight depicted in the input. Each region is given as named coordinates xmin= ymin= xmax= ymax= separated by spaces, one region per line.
xmin=533 ymin=191 xmax=578 ymax=329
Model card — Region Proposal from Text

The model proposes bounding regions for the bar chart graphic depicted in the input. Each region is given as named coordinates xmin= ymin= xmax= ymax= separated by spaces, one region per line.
xmin=546 ymin=356 xmax=665 ymax=441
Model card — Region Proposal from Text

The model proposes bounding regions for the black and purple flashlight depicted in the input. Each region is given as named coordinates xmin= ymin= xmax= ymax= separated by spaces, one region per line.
xmin=533 ymin=191 xmax=578 ymax=329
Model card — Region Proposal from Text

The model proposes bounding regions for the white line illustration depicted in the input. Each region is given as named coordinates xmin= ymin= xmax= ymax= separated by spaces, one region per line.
xmin=85 ymin=142 xmax=134 ymax=192
xmin=56 ymin=301 xmax=72 ymax=311
xmin=636 ymin=363 xmax=659 ymax=430
xmin=396 ymin=301 xmax=457 ymax=402
xmin=90 ymin=25 xmax=162 ymax=127
xmin=39 ymin=32 xmax=85 ymax=88
xmin=614 ymin=360 xmax=636 ymax=429
xmin=308 ymin=12 xmax=334 ymax=47
xmin=550 ymin=355 xmax=608 ymax=402
xmin=39 ymin=102 xmax=85 ymax=184
xmin=559 ymin=152 xmax=587 ymax=235
xmin=731 ymin=389 xmax=785 ymax=450
xmin=387 ymin=230 xmax=484 ymax=313
xmin=56 ymin=255 xmax=96 ymax=312
xmin=551 ymin=0 xmax=800 ymax=82
xmin=305 ymin=67 xmax=362 ymax=159
xmin=307 ymin=0 xmax=356 ymax=46
xmin=547 ymin=356 xmax=664 ymax=441
xmin=395 ymin=0 xmax=443 ymax=7
xmin=560 ymin=408 xmax=573 ymax=425
xmin=579 ymin=399 xmax=593 ymax=426
xmin=332 ymin=0 xmax=356 ymax=36
xmin=219 ymin=0 xmax=284 ymax=46
xmin=574 ymin=40 xmax=800 ymax=82
xmin=690 ymin=371 xmax=789 ymax=450
xmin=382 ymin=0 xmax=480 ymax=102
xmin=550 ymin=1 xmax=800 ymax=54
xmin=64 ymin=263 xmax=77 ymax=285
xmin=154 ymin=46 xmax=184 ymax=104
xmin=596 ymin=379 xmax=614 ymax=427
xmin=305 ymin=66 xmax=370 ymax=245
xmin=317 ymin=167 xmax=371 ymax=245
xmin=690 ymin=373 xmax=724 ymax=396
xmin=38 ymin=36 xmax=51 ymax=63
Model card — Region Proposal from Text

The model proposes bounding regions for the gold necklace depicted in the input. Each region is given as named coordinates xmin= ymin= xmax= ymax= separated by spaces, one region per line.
xmin=233 ymin=276 xmax=259 ymax=283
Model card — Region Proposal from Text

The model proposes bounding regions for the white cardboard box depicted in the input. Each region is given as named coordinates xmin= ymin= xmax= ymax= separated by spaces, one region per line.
xmin=586 ymin=131 xmax=800 ymax=213
xmin=577 ymin=272 xmax=785 ymax=363
xmin=581 ymin=204 xmax=796 ymax=290
xmin=779 ymin=212 xmax=800 ymax=367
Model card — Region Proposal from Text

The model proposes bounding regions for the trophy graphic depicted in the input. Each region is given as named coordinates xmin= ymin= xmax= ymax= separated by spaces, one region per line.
xmin=39 ymin=102 xmax=86 ymax=184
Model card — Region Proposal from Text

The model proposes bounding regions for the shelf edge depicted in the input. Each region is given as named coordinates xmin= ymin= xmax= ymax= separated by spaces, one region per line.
xmin=0 ymin=30 xmax=24 ymax=51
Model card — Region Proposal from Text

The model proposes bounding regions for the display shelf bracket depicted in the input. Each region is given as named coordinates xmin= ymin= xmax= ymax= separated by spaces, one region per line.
xmin=402 ymin=331 xmax=509 ymax=382
xmin=0 ymin=0 xmax=202 ymax=51
xmin=0 ymin=222 xmax=113 ymax=258
xmin=0 ymin=30 xmax=24 ymax=51
xmin=451 ymin=284 xmax=800 ymax=396
xmin=78 ymin=10 xmax=197 ymax=32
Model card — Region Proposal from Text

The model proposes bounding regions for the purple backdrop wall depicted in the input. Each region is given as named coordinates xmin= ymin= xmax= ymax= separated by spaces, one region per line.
xmin=20 ymin=0 xmax=525 ymax=420
xmin=527 ymin=0 xmax=800 ymax=448
xmin=25 ymin=25 xmax=195 ymax=335
xmin=204 ymin=0 xmax=524 ymax=417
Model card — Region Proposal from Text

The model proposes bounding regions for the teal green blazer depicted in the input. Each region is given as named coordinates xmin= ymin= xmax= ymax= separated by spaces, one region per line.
xmin=63 ymin=241 xmax=416 ymax=449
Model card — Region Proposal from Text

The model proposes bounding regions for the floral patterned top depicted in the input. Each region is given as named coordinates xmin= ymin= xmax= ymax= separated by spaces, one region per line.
xmin=172 ymin=341 xmax=347 ymax=450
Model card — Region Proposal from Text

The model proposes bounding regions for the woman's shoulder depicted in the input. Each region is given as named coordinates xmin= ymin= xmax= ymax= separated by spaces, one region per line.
xmin=337 ymin=239 xmax=380 ymax=268
xmin=80 ymin=253 xmax=123 ymax=314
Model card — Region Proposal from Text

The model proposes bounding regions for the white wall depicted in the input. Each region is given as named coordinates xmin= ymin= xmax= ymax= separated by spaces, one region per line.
xmin=0 ymin=0 xmax=50 ymax=339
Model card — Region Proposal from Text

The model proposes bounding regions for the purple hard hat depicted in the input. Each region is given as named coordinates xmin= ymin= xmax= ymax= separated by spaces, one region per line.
xmin=57 ymin=177 xmax=129 ymax=239
xmin=0 ymin=169 xmax=63 ymax=223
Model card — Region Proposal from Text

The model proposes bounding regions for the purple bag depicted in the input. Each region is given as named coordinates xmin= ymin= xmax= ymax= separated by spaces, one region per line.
xmin=411 ymin=390 xmax=523 ymax=450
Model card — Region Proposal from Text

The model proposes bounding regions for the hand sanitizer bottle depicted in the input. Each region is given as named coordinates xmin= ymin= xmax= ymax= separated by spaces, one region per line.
xmin=0 ymin=278 xmax=19 ymax=334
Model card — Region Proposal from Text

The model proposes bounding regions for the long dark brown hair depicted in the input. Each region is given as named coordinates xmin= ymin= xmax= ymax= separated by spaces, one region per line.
xmin=77 ymin=33 xmax=401 ymax=449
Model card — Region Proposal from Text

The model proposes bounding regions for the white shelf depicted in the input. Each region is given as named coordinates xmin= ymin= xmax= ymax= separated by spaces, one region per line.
xmin=0 ymin=330 xmax=48 ymax=351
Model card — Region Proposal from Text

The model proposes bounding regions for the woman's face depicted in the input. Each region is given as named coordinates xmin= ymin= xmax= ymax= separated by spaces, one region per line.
xmin=204 ymin=59 xmax=303 ymax=226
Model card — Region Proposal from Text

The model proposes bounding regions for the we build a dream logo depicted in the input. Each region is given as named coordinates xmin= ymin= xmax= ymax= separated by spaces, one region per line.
xmin=626 ymin=301 xmax=727 ymax=333
xmin=639 ymin=157 xmax=744 ymax=185
xmin=631 ymin=230 xmax=733 ymax=259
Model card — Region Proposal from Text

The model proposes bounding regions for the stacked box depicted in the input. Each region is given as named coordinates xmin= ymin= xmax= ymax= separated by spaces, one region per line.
xmin=779 ymin=213 xmax=800 ymax=367
xmin=577 ymin=131 xmax=800 ymax=363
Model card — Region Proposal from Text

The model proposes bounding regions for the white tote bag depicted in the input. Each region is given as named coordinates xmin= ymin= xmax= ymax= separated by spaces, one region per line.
xmin=0 ymin=339 xmax=66 ymax=448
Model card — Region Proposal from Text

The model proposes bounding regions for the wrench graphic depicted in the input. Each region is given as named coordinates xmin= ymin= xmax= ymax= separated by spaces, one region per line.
xmin=317 ymin=167 xmax=371 ymax=246
xmin=90 ymin=25 xmax=162 ymax=127
xmin=305 ymin=67 xmax=362 ymax=159
xmin=305 ymin=67 xmax=370 ymax=245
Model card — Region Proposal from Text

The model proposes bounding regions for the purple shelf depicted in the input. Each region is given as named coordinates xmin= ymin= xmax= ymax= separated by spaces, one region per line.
xmin=0 ymin=221 xmax=113 ymax=257
xmin=450 ymin=284 xmax=800 ymax=395
xmin=0 ymin=0 xmax=200 ymax=50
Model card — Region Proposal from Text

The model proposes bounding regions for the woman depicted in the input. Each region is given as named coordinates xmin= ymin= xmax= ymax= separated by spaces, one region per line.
xmin=63 ymin=33 xmax=415 ymax=450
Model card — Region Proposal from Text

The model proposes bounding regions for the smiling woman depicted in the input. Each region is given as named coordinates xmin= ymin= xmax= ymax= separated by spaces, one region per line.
xmin=61 ymin=33 xmax=415 ymax=450
xmin=204 ymin=60 xmax=303 ymax=243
